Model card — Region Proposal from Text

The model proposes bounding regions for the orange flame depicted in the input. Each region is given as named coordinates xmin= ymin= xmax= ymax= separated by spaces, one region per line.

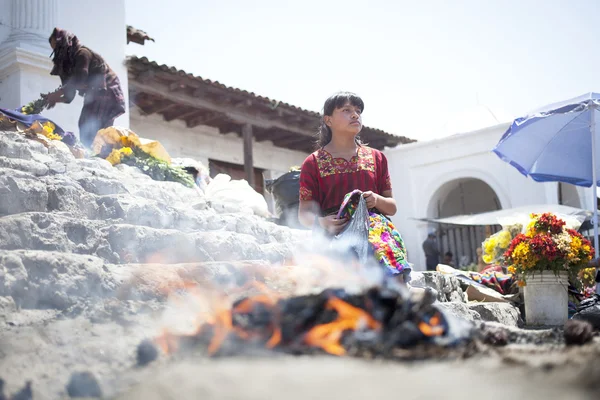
xmin=417 ymin=312 xmax=445 ymax=337
xmin=304 ymin=297 xmax=380 ymax=356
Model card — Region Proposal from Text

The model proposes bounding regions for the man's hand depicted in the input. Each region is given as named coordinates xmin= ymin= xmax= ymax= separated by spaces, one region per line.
xmin=362 ymin=191 xmax=379 ymax=209
xmin=44 ymin=92 xmax=62 ymax=109
xmin=44 ymin=90 xmax=65 ymax=110
xmin=319 ymin=214 xmax=349 ymax=235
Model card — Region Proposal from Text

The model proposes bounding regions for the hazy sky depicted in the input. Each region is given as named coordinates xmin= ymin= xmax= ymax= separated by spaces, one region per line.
xmin=125 ymin=0 xmax=599 ymax=142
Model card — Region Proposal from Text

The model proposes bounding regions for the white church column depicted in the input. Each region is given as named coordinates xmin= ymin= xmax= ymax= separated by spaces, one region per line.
xmin=2 ymin=0 xmax=58 ymax=53
xmin=0 ymin=0 xmax=58 ymax=109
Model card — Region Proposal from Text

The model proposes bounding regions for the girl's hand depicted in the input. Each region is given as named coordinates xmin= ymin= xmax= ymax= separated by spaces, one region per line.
xmin=319 ymin=215 xmax=349 ymax=235
xmin=362 ymin=191 xmax=378 ymax=209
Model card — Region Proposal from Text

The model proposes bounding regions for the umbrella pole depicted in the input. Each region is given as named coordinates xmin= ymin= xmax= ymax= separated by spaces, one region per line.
xmin=591 ymin=104 xmax=600 ymax=294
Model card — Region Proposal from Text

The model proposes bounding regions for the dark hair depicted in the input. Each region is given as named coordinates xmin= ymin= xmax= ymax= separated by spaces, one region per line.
xmin=445 ymin=251 xmax=453 ymax=257
xmin=317 ymin=92 xmax=365 ymax=148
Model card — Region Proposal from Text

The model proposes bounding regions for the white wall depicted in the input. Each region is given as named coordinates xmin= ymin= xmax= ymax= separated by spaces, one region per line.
xmin=384 ymin=122 xmax=582 ymax=271
xmin=130 ymin=108 xmax=308 ymax=177
xmin=0 ymin=0 xmax=11 ymax=45
xmin=0 ymin=0 xmax=128 ymax=135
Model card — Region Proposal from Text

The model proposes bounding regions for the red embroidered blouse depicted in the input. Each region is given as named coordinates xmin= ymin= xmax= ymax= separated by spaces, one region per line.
xmin=299 ymin=146 xmax=392 ymax=215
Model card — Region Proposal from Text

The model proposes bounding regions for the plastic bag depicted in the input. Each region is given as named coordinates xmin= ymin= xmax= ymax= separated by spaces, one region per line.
xmin=265 ymin=170 xmax=300 ymax=215
xmin=572 ymin=294 xmax=600 ymax=330
xmin=92 ymin=127 xmax=172 ymax=164
xmin=205 ymin=174 xmax=270 ymax=217
xmin=332 ymin=193 xmax=370 ymax=265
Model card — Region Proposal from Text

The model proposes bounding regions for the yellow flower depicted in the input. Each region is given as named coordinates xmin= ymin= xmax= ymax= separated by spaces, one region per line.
xmin=46 ymin=133 xmax=62 ymax=141
xmin=42 ymin=125 xmax=54 ymax=136
xmin=497 ymin=230 xmax=512 ymax=248
xmin=511 ymin=242 xmax=537 ymax=270
xmin=105 ymin=149 xmax=123 ymax=165
xmin=120 ymin=147 xmax=133 ymax=156
xmin=484 ymin=237 xmax=497 ymax=255
xmin=482 ymin=254 xmax=493 ymax=264
xmin=517 ymin=280 xmax=526 ymax=287
xmin=507 ymin=266 xmax=516 ymax=274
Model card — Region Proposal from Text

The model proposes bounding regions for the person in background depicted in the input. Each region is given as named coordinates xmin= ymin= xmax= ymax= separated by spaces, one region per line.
xmin=45 ymin=28 xmax=125 ymax=148
xmin=422 ymin=231 xmax=440 ymax=271
xmin=443 ymin=251 xmax=454 ymax=267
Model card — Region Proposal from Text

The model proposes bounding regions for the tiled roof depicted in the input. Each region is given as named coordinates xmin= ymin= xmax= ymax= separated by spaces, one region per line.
xmin=127 ymin=56 xmax=415 ymax=147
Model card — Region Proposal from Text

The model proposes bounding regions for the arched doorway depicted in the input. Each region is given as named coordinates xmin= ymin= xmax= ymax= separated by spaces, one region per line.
xmin=428 ymin=178 xmax=502 ymax=269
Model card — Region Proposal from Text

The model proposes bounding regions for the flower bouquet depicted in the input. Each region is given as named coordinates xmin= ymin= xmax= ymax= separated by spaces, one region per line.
xmin=481 ymin=223 xmax=522 ymax=265
xmin=104 ymin=140 xmax=195 ymax=188
xmin=504 ymin=213 xmax=594 ymax=285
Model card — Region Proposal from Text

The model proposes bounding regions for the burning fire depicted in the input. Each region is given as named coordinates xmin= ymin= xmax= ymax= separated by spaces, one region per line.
xmin=153 ymin=280 xmax=449 ymax=358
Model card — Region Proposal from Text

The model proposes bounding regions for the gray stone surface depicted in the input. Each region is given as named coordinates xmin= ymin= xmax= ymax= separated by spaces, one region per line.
xmin=468 ymin=302 xmax=523 ymax=327
xmin=410 ymin=271 xmax=466 ymax=303
xmin=0 ymin=250 xmax=115 ymax=309
xmin=438 ymin=301 xmax=523 ymax=327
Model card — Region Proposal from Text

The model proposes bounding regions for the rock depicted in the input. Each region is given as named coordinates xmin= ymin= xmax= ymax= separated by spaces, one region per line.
xmin=76 ymin=175 xmax=130 ymax=196
xmin=0 ymin=156 xmax=49 ymax=176
xmin=136 ymin=339 xmax=159 ymax=366
xmin=0 ymin=250 xmax=115 ymax=309
xmin=0 ymin=295 xmax=17 ymax=313
xmin=564 ymin=320 xmax=594 ymax=346
xmin=10 ymin=380 xmax=32 ymax=400
xmin=437 ymin=302 xmax=481 ymax=322
xmin=0 ymin=213 xmax=105 ymax=255
xmin=96 ymin=194 xmax=179 ymax=229
xmin=409 ymin=272 xmax=466 ymax=303
xmin=467 ymin=303 xmax=523 ymax=327
xmin=196 ymin=231 xmax=263 ymax=262
xmin=477 ymin=323 xmax=509 ymax=346
xmin=0 ymin=169 xmax=48 ymax=215
xmin=46 ymin=140 xmax=75 ymax=164
xmin=44 ymin=176 xmax=99 ymax=219
xmin=102 ymin=224 xmax=213 ymax=264
xmin=0 ymin=132 xmax=47 ymax=160
xmin=66 ymin=371 xmax=103 ymax=398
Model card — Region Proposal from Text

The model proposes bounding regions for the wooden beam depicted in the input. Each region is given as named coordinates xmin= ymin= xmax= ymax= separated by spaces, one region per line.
xmin=185 ymin=112 xmax=223 ymax=128
xmin=130 ymin=80 xmax=316 ymax=138
xmin=142 ymin=100 xmax=176 ymax=115
xmin=273 ymin=134 xmax=306 ymax=147
xmin=169 ymin=81 xmax=186 ymax=92
xmin=136 ymin=70 xmax=155 ymax=84
xmin=242 ymin=124 xmax=255 ymax=189
xmin=163 ymin=108 xmax=201 ymax=122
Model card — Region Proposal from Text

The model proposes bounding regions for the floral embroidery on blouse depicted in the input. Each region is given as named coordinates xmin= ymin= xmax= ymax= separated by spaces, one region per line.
xmin=316 ymin=146 xmax=375 ymax=178
xmin=384 ymin=174 xmax=392 ymax=191
xmin=299 ymin=186 xmax=313 ymax=201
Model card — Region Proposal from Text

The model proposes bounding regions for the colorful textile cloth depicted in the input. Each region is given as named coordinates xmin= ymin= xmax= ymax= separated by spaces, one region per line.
xmin=337 ymin=190 xmax=410 ymax=276
xmin=0 ymin=108 xmax=65 ymax=134
xmin=466 ymin=270 xmax=517 ymax=295
xmin=299 ymin=146 xmax=392 ymax=214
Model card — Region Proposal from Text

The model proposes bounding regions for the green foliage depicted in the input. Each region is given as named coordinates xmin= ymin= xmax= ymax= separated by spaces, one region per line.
xmin=121 ymin=147 xmax=196 ymax=188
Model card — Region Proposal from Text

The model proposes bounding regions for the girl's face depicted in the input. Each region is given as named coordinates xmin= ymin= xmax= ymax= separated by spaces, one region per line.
xmin=325 ymin=102 xmax=363 ymax=137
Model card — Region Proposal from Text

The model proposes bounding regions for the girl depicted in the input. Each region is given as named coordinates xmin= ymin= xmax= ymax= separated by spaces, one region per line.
xmin=298 ymin=92 xmax=411 ymax=282
xmin=45 ymin=28 xmax=126 ymax=148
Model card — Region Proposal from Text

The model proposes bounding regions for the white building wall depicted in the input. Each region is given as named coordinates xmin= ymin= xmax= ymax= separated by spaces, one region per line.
xmin=384 ymin=122 xmax=597 ymax=271
xmin=129 ymin=108 xmax=308 ymax=178
xmin=0 ymin=0 xmax=128 ymax=136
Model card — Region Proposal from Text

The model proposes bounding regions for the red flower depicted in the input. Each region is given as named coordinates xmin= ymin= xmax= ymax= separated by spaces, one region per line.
xmin=504 ymin=233 xmax=528 ymax=259
xmin=535 ymin=213 xmax=565 ymax=235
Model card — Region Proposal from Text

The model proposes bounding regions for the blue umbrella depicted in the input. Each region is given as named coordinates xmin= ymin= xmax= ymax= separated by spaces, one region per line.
xmin=493 ymin=92 xmax=600 ymax=293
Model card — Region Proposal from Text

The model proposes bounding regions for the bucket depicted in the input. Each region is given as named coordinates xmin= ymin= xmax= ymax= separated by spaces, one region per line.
xmin=523 ymin=271 xmax=569 ymax=326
